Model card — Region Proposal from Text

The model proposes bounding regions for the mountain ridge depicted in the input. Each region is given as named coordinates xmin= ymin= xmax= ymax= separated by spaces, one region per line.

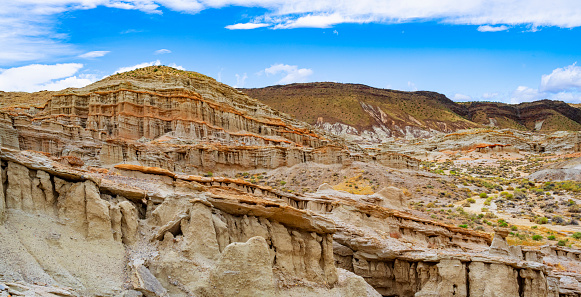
xmin=241 ymin=82 xmax=581 ymax=142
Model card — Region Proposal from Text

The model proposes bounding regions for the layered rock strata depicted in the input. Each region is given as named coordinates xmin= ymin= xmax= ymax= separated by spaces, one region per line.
xmin=1 ymin=149 xmax=581 ymax=296
xmin=0 ymin=67 xmax=419 ymax=172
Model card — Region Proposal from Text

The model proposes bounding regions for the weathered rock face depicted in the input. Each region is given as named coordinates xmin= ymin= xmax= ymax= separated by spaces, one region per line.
xmin=0 ymin=67 xmax=420 ymax=172
xmin=0 ymin=150 xmax=374 ymax=296
xmin=1 ymin=66 xmax=581 ymax=297
xmin=1 ymin=149 xmax=581 ymax=296
xmin=381 ymin=128 xmax=581 ymax=157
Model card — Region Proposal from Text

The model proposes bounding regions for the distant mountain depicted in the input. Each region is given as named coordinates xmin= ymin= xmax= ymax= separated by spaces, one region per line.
xmin=463 ymin=100 xmax=581 ymax=131
xmin=240 ymin=83 xmax=478 ymax=143
xmin=241 ymin=83 xmax=581 ymax=143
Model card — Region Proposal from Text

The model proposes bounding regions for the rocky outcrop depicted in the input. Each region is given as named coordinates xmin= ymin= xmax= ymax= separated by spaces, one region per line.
xmin=0 ymin=67 xmax=421 ymax=172
xmin=1 ymin=148 xmax=581 ymax=296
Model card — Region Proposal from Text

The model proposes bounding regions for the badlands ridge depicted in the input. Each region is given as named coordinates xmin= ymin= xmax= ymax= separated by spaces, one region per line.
xmin=0 ymin=66 xmax=580 ymax=297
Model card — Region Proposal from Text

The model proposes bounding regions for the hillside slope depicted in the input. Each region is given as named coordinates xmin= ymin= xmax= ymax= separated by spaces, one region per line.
xmin=465 ymin=100 xmax=581 ymax=131
xmin=241 ymin=83 xmax=479 ymax=143
xmin=242 ymin=83 xmax=581 ymax=143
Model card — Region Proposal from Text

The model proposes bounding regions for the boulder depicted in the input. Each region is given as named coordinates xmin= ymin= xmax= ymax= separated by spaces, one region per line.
xmin=207 ymin=236 xmax=276 ymax=297
xmin=375 ymin=186 xmax=407 ymax=209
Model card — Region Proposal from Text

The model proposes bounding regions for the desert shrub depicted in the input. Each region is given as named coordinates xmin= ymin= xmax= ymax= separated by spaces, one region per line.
xmin=513 ymin=189 xmax=527 ymax=199
xmin=532 ymin=235 xmax=543 ymax=241
xmin=572 ymin=232 xmax=581 ymax=239
xmin=467 ymin=198 xmax=476 ymax=203
xmin=511 ymin=225 xmax=518 ymax=231
xmin=558 ymin=240 xmax=567 ymax=246
xmin=536 ymin=217 xmax=549 ymax=224
xmin=479 ymin=193 xmax=488 ymax=198
xmin=552 ymin=216 xmax=565 ymax=224
xmin=548 ymin=235 xmax=556 ymax=240
xmin=459 ymin=224 xmax=468 ymax=228
xmin=497 ymin=219 xmax=508 ymax=227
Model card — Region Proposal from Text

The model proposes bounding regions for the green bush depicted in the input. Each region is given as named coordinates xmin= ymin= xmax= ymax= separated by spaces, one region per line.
xmin=511 ymin=225 xmax=518 ymax=231
xmin=558 ymin=240 xmax=567 ymax=246
xmin=572 ymin=232 xmax=581 ymax=239
xmin=536 ymin=217 xmax=549 ymax=224
xmin=548 ymin=235 xmax=556 ymax=240
xmin=467 ymin=198 xmax=476 ymax=203
xmin=479 ymin=193 xmax=488 ymax=198
xmin=532 ymin=235 xmax=543 ymax=241
xmin=497 ymin=219 xmax=508 ymax=227
xmin=459 ymin=224 xmax=468 ymax=228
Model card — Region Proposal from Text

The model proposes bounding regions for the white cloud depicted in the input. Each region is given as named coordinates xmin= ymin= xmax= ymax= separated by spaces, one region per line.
xmin=168 ymin=63 xmax=185 ymax=70
xmin=115 ymin=60 xmax=161 ymax=73
xmin=482 ymin=92 xmax=499 ymax=99
xmin=510 ymin=86 xmax=545 ymax=104
xmin=0 ymin=63 xmax=94 ymax=92
xmin=550 ymin=91 xmax=581 ymax=102
xmin=540 ymin=63 xmax=581 ymax=93
xmin=154 ymin=49 xmax=172 ymax=55
xmin=6 ymin=1 xmax=581 ymax=64
xmin=78 ymin=51 xmax=110 ymax=58
xmin=114 ymin=60 xmax=184 ymax=73
xmin=225 ymin=23 xmax=269 ymax=30
xmin=453 ymin=93 xmax=471 ymax=101
xmin=264 ymin=64 xmax=313 ymax=84
xmin=407 ymin=81 xmax=417 ymax=91
xmin=333 ymin=30 xmax=339 ymax=35
xmin=234 ymin=73 xmax=248 ymax=88
xmin=477 ymin=25 xmax=509 ymax=32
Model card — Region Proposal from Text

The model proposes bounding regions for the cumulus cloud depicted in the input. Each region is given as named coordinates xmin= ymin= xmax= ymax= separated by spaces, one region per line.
xmin=225 ymin=23 xmax=269 ymax=30
xmin=540 ymin=63 xmax=581 ymax=93
xmin=510 ymin=86 xmax=545 ymax=104
xmin=477 ymin=25 xmax=509 ymax=32
xmin=0 ymin=63 xmax=94 ymax=92
xmin=407 ymin=81 xmax=417 ymax=92
xmin=154 ymin=49 xmax=172 ymax=55
xmin=78 ymin=51 xmax=110 ymax=58
xmin=264 ymin=64 xmax=313 ymax=84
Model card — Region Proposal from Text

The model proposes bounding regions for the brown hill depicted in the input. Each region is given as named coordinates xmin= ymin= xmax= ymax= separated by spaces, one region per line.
xmin=242 ymin=83 xmax=581 ymax=142
xmin=465 ymin=100 xmax=581 ymax=131
xmin=240 ymin=83 xmax=478 ymax=142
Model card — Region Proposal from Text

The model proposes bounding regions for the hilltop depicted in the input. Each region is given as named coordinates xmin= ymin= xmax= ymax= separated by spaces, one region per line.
xmin=242 ymin=82 xmax=581 ymax=143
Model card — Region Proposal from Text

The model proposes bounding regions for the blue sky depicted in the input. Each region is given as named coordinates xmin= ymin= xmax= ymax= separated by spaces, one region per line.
xmin=1 ymin=1 xmax=581 ymax=104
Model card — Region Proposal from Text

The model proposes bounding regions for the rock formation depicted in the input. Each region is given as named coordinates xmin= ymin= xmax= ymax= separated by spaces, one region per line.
xmin=1 ymin=66 xmax=581 ymax=296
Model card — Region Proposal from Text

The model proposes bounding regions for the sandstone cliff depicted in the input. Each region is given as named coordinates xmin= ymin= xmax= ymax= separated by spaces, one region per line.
xmin=0 ymin=150 xmax=579 ymax=296
xmin=0 ymin=67 xmax=419 ymax=172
